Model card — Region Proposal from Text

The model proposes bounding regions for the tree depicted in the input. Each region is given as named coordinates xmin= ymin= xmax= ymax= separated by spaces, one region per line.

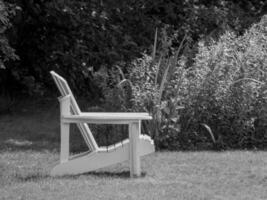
xmin=1 ymin=0 xmax=266 ymax=97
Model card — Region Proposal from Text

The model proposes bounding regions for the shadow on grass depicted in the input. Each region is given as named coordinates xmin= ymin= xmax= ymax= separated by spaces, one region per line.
xmin=85 ymin=171 xmax=147 ymax=178
xmin=0 ymin=124 xmax=89 ymax=152
xmin=0 ymin=140 xmax=58 ymax=152
xmin=14 ymin=170 xmax=145 ymax=182
xmin=54 ymin=171 xmax=146 ymax=179
xmin=86 ymin=171 xmax=131 ymax=178
xmin=15 ymin=173 xmax=50 ymax=182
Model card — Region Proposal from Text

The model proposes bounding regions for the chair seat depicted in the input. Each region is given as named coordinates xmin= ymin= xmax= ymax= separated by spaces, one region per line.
xmin=98 ymin=139 xmax=130 ymax=152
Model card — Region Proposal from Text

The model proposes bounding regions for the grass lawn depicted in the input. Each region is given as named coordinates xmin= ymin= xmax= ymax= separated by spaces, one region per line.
xmin=1 ymin=98 xmax=267 ymax=200
xmin=1 ymin=151 xmax=267 ymax=200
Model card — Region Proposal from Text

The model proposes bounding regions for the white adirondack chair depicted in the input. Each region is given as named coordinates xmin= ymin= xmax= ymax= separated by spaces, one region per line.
xmin=50 ymin=71 xmax=155 ymax=177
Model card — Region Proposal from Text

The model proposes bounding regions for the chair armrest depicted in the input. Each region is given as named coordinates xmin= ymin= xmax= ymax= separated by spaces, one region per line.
xmin=61 ymin=112 xmax=152 ymax=124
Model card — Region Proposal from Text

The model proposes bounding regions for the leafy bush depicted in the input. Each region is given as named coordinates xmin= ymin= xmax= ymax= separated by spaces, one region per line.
xmin=109 ymin=29 xmax=187 ymax=150
xmin=0 ymin=0 xmax=18 ymax=69
xmin=0 ymin=0 xmax=20 ymax=110
xmin=85 ymin=28 xmax=186 ymax=149
xmin=179 ymin=15 xmax=267 ymax=149
xmin=111 ymin=15 xmax=267 ymax=150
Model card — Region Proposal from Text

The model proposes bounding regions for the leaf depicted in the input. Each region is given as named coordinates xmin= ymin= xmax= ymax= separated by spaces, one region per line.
xmin=0 ymin=60 xmax=5 ymax=69
xmin=162 ymin=106 xmax=170 ymax=115
xmin=200 ymin=123 xmax=216 ymax=143
xmin=152 ymin=28 xmax=158 ymax=61
xmin=157 ymin=60 xmax=170 ymax=104
xmin=170 ymin=117 xmax=179 ymax=123
xmin=154 ymin=55 xmax=162 ymax=86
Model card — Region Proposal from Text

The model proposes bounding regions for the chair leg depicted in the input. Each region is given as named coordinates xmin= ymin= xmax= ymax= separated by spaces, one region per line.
xmin=59 ymin=95 xmax=71 ymax=163
xmin=60 ymin=121 xmax=70 ymax=163
xmin=129 ymin=121 xmax=141 ymax=177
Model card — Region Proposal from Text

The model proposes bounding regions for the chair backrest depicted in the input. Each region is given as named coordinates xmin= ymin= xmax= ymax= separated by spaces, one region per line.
xmin=50 ymin=71 xmax=99 ymax=151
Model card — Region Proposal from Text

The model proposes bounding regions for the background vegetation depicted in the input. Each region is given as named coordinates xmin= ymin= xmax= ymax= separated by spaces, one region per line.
xmin=0 ymin=0 xmax=266 ymax=150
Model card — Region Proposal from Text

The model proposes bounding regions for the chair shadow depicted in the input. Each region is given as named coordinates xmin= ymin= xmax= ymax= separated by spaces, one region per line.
xmin=86 ymin=171 xmax=147 ymax=178
xmin=86 ymin=171 xmax=130 ymax=178
xmin=15 ymin=173 xmax=50 ymax=182
xmin=55 ymin=171 xmax=147 ymax=179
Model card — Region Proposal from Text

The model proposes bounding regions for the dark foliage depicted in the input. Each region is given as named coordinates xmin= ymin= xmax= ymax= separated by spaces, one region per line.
xmin=0 ymin=0 xmax=266 ymax=97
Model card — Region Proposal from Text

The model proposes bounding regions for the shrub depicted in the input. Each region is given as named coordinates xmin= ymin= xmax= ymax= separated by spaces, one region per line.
xmin=0 ymin=0 xmax=18 ymax=69
xmin=179 ymin=15 xmax=267 ymax=149
xmin=85 ymin=15 xmax=267 ymax=151
xmin=113 ymin=15 xmax=267 ymax=150
xmin=119 ymin=29 xmax=187 ymax=150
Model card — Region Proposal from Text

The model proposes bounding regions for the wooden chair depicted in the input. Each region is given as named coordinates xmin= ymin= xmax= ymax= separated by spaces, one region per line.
xmin=50 ymin=71 xmax=155 ymax=177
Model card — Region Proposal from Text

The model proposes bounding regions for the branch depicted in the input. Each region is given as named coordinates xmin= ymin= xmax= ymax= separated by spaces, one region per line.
xmin=232 ymin=78 xmax=265 ymax=85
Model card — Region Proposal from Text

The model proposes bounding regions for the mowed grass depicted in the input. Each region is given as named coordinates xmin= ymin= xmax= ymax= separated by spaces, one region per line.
xmin=1 ymin=98 xmax=267 ymax=200
xmin=1 ymin=151 xmax=267 ymax=200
